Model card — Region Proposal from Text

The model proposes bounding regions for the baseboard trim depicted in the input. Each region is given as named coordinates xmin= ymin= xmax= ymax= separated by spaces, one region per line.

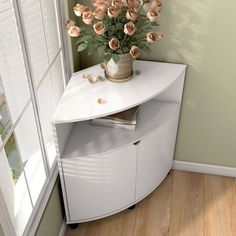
xmin=58 ymin=219 xmax=67 ymax=236
xmin=173 ymin=160 xmax=236 ymax=177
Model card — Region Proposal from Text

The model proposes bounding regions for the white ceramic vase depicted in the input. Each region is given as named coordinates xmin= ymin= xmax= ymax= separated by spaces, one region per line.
xmin=105 ymin=53 xmax=133 ymax=82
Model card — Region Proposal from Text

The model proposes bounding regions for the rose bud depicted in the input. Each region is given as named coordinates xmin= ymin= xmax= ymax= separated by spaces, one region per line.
xmin=126 ymin=8 xmax=138 ymax=21
xmin=155 ymin=32 xmax=164 ymax=39
xmin=126 ymin=0 xmax=141 ymax=8
xmin=151 ymin=0 xmax=162 ymax=9
xmin=124 ymin=22 xmax=136 ymax=36
xmin=65 ymin=19 xmax=75 ymax=30
xmin=93 ymin=6 xmax=106 ymax=20
xmin=93 ymin=21 xmax=105 ymax=35
xmin=130 ymin=46 xmax=140 ymax=58
xmin=112 ymin=0 xmax=123 ymax=8
xmin=68 ymin=26 xmax=81 ymax=37
xmin=92 ymin=0 xmax=104 ymax=7
xmin=109 ymin=38 xmax=120 ymax=50
xmin=93 ymin=0 xmax=111 ymax=7
xmin=108 ymin=5 xmax=120 ymax=17
xmin=83 ymin=11 xmax=94 ymax=24
xmin=147 ymin=8 xmax=159 ymax=22
xmin=122 ymin=0 xmax=128 ymax=6
xmin=74 ymin=4 xmax=89 ymax=17
xmin=146 ymin=32 xmax=163 ymax=43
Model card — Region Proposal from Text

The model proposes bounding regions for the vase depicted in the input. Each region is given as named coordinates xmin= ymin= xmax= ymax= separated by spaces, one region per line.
xmin=105 ymin=53 xmax=133 ymax=82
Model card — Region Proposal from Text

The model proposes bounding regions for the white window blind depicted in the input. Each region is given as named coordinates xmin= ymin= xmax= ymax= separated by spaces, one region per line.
xmin=0 ymin=0 xmax=66 ymax=235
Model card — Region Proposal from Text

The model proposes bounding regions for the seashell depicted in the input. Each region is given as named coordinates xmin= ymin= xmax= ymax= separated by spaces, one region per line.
xmin=97 ymin=98 xmax=106 ymax=104
xmin=87 ymin=75 xmax=98 ymax=84
xmin=97 ymin=75 xmax=106 ymax=81
xmin=83 ymin=73 xmax=91 ymax=79
xmin=100 ymin=63 xmax=106 ymax=70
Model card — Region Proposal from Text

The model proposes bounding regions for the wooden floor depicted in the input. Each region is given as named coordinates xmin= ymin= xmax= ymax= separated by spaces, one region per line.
xmin=65 ymin=170 xmax=236 ymax=236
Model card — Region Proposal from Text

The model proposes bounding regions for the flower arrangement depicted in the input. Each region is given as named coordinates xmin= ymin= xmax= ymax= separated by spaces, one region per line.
xmin=66 ymin=0 xmax=163 ymax=63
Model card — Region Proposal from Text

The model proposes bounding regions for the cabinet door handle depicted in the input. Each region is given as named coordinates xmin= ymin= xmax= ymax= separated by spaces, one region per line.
xmin=133 ymin=140 xmax=141 ymax=146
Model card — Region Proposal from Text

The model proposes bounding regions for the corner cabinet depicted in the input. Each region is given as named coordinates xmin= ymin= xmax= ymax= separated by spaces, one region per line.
xmin=52 ymin=61 xmax=186 ymax=224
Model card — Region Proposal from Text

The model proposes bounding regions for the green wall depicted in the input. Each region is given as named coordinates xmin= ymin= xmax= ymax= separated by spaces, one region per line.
xmin=154 ymin=0 xmax=236 ymax=167
xmin=35 ymin=179 xmax=64 ymax=236
xmin=0 ymin=224 xmax=4 ymax=236
xmin=76 ymin=0 xmax=236 ymax=167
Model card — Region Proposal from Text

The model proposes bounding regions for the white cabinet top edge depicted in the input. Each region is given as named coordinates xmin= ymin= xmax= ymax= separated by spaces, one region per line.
xmin=52 ymin=60 xmax=186 ymax=124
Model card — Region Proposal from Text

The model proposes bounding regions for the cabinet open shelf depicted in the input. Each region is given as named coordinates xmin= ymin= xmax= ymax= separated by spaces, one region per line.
xmin=62 ymin=100 xmax=180 ymax=159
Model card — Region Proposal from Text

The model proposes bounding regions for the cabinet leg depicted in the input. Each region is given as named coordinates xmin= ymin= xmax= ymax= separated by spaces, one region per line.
xmin=128 ymin=204 xmax=136 ymax=210
xmin=69 ymin=223 xmax=79 ymax=229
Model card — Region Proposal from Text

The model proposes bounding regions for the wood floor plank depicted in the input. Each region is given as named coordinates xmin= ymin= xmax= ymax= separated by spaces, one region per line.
xmin=204 ymin=174 xmax=236 ymax=236
xmin=99 ymin=207 xmax=137 ymax=236
xmin=65 ymin=220 xmax=101 ymax=236
xmin=133 ymin=172 xmax=173 ymax=236
xmin=65 ymin=171 xmax=236 ymax=236
xmin=169 ymin=170 xmax=204 ymax=236
xmin=65 ymin=205 xmax=137 ymax=236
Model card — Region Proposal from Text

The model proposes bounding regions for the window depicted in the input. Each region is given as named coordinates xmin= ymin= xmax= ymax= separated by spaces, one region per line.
xmin=0 ymin=0 xmax=66 ymax=235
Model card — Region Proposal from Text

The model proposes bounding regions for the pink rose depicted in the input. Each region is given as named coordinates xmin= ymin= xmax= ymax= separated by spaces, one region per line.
xmin=93 ymin=21 xmax=105 ymax=35
xmin=130 ymin=46 xmax=140 ymax=58
xmin=74 ymin=4 xmax=89 ymax=17
xmin=108 ymin=5 xmax=120 ymax=17
xmin=124 ymin=22 xmax=136 ymax=36
xmin=93 ymin=0 xmax=111 ymax=7
xmin=112 ymin=0 xmax=124 ymax=8
xmin=146 ymin=32 xmax=163 ymax=43
xmin=83 ymin=11 xmax=94 ymax=24
xmin=126 ymin=8 xmax=138 ymax=21
xmin=147 ymin=8 xmax=159 ymax=22
xmin=123 ymin=0 xmax=140 ymax=8
xmin=67 ymin=26 xmax=81 ymax=37
xmin=65 ymin=19 xmax=75 ymax=30
xmin=109 ymin=38 xmax=120 ymax=50
xmin=93 ymin=6 xmax=106 ymax=20
xmin=151 ymin=0 xmax=162 ymax=9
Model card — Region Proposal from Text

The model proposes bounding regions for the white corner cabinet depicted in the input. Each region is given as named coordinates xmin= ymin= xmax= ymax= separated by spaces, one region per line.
xmin=52 ymin=60 xmax=186 ymax=224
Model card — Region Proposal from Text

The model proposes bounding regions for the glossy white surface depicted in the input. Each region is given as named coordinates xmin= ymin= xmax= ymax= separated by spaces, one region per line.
xmin=62 ymin=144 xmax=136 ymax=221
xmin=52 ymin=61 xmax=186 ymax=124
xmin=62 ymin=100 xmax=179 ymax=159
xmin=136 ymin=111 xmax=179 ymax=201
xmin=54 ymin=61 xmax=186 ymax=223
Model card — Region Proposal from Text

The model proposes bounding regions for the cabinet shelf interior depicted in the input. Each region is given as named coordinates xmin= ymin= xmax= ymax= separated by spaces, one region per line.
xmin=61 ymin=100 xmax=180 ymax=160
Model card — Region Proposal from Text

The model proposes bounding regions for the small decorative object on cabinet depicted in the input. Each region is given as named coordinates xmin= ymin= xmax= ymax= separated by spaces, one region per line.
xmin=52 ymin=60 xmax=186 ymax=225
xmin=65 ymin=1 xmax=164 ymax=82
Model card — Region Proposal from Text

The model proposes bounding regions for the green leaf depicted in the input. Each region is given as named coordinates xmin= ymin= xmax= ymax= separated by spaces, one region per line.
xmin=104 ymin=53 xmax=113 ymax=62
xmin=98 ymin=45 xmax=106 ymax=52
xmin=151 ymin=22 xmax=160 ymax=26
xmin=88 ymin=45 xmax=97 ymax=56
xmin=112 ymin=54 xmax=119 ymax=63
xmin=77 ymin=43 xmax=87 ymax=52
xmin=76 ymin=35 xmax=93 ymax=45
xmin=116 ymin=49 xmax=123 ymax=54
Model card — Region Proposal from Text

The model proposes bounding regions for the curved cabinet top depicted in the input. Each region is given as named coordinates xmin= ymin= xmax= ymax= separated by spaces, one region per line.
xmin=52 ymin=60 xmax=186 ymax=124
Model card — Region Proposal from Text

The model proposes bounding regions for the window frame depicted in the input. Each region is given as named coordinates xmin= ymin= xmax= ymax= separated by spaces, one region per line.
xmin=0 ymin=0 xmax=69 ymax=235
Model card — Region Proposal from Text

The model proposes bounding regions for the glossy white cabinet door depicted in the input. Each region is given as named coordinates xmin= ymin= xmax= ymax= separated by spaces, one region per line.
xmin=62 ymin=144 xmax=137 ymax=222
xmin=135 ymin=113 xmax=179 ymax=201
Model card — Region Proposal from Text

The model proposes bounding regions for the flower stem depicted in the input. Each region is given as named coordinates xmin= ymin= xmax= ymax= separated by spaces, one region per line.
xmin=120 ymin=34 xmax=128 ymax=52
xmin=138 ymin=2 xmax=145 ymax=16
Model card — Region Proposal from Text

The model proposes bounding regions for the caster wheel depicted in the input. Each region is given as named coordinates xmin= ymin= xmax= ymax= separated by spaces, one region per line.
xmin=128 ymin=204 xmax=136 ymax=210
xmin=69 ymin=223 xmax=79 ymax=229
